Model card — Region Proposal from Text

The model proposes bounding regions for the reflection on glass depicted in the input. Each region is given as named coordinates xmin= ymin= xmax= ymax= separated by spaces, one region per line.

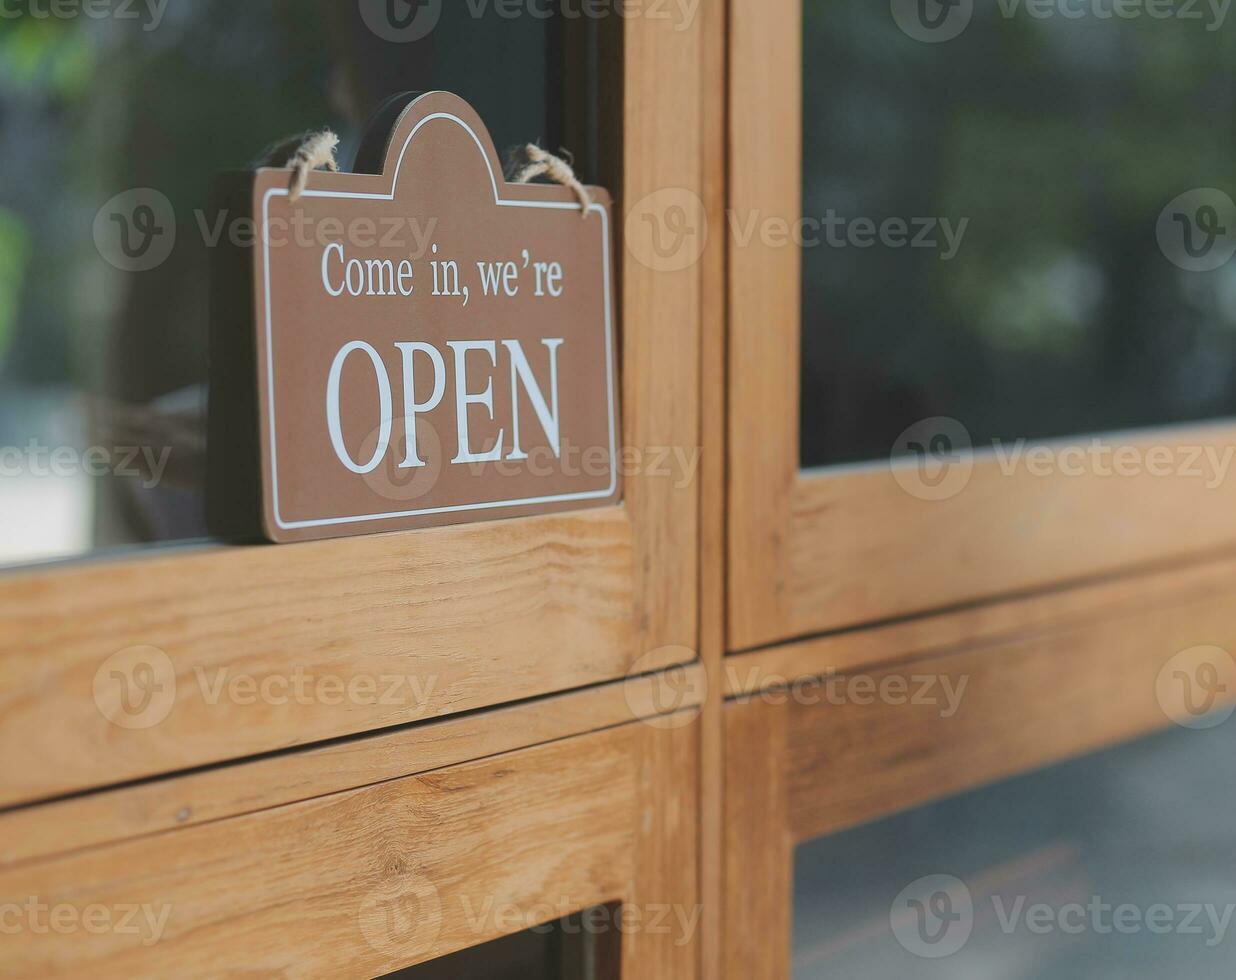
xmin=801 ymin=1 xmax=1236 ymax=468
xmin=0 ymin=2 xmax=594 ymax=567
xmin=793 ymin=724 xmax=1236 ymax=978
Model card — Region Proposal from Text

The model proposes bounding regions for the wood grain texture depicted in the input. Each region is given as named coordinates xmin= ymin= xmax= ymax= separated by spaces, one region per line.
xmin=0 ymin=2 xmax=709 ymax=809
xmin=0 ymin=508 xmax=642 ymax=808
xmin=726 ymin=0 xmax=801 ymax=650
xmin=0 ymin=666 xmax=705 ymax=868
xmin=624 ymin=717 xmax=701 ymax=978
xmin=724 ymin=549 xmax=1236 ymax=697
xmin=785 ymin=582 xmax=1236 ymax=841
xmin=622 ymin=2 xmax=704 ymax=656
xmin=697 ymin=0 xmax=728 ymax=975
xmin=725 ymin=0 xmax=1236 ymax=651
xmin=720 ymin=566 xmax=1236 ymax=977
xmin=0 ymin=721 xmax=700 ymax=980
xmin=789 ymin=423 xmax=1236 ymax=640
xmin=722 ymin=697 xmax=791 ymax=980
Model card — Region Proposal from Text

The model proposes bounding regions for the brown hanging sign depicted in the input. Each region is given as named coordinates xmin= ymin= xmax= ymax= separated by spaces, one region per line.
xmin=208 ymin=92 xmax=621 ymax=544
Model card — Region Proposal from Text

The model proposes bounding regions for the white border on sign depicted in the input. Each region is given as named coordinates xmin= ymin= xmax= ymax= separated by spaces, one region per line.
xmin=260 ymin=111 xmax=619 ymax=530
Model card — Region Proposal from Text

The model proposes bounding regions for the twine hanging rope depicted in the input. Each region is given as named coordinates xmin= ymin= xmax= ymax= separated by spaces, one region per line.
xmin=259 ymin=130 xmax=341 ymax=202
xmin=511 ymin=145 xmax=592 ymax=216
xmin=260 ymin=132 xmax=587 ymax=211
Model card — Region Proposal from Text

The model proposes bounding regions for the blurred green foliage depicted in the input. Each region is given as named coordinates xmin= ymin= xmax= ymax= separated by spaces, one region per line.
xmin=0 ymin=15 xmax=92 ymax=93
xmin=802 ymin=0 xmax=1236 ymax=465
xmin=0 ymin=206 xmax=30 ymax=363
xmin=0 ymin=1 xmax=562 ymax=557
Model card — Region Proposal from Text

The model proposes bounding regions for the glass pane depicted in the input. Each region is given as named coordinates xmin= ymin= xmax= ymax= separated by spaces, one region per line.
xmin=792 ymin=724 xmax=1236 ymax=978
xmin=376 ymin=907 xmax=615 ymax=979
xmin=801 ymin=1 xmax=1236 ymax=469
xmin=0 ymin=2 xmax=603 ymax=568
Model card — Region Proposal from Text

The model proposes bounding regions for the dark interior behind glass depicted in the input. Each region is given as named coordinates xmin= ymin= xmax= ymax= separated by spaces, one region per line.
xmin=376 ymin=909 xmax=609 ymax=980
xmin=0 ymin=1 xmax=603 ymax=567
xmin=801 ymin=0 xmax=1236 ymax=468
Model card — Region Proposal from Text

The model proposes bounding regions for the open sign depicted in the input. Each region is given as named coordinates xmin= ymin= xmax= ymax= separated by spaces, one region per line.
xmin=208 ymin=92 xmax=619 ymax=543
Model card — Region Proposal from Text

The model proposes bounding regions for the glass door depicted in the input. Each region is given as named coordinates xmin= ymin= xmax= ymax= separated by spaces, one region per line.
xmin=0 ymin=2 xmax=706 ymax=811
xmin=727 ymin=0 xmax=1236 ymax=649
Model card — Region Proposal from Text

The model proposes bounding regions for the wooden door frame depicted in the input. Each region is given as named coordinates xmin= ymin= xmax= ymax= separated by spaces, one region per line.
xmin=721 ymin=553 xmax=1236 ymax=977
xmin=0 ymin=10 xmax=706 ymax=809
xmin=1 ymin=710 xmax=701 ymax=979
xmin=726 ymin=0 xmax=1236 ymax=652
